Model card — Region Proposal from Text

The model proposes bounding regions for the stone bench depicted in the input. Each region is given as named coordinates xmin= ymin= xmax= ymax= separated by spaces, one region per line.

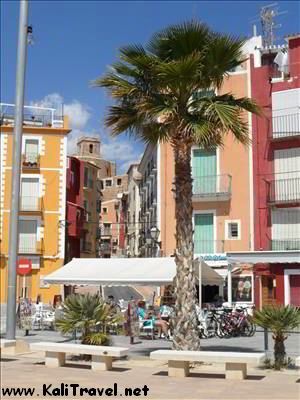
xmin=150 ymin=350 xmax=266 ymax=380
xmin=0 ymin=339 xmax=16 ymax=349
xmin=30 ymin=342 xmax=129 ymax=371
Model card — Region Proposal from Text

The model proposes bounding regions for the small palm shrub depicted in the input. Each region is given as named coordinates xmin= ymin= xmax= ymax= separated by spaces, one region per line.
xmin=253 ymin=305 xmax=300 ymax=370
xmin=82 ymin=332 xmax=111 ymax=346
xmin=56 ymin=294 xmax=123 ymax=345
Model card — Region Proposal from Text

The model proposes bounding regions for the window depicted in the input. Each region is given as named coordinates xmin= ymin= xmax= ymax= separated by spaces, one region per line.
xmin=84 ymin=167 xmax=89 ymax=187
xmin=83 ymin=200 xmax=88 ymax=212
xmin=89 ymin=144 xmax=93 ymax=153
xmin=96 ymin=200 xmax=101 ymax=213
xmin=106 ymin=179 xmax=112 ymax=187
xmin=102 ymin=207 xmax=107 ymax=214
xmin=70 ymin=171 xmax=75 ymax=186
xmin=117 ymin=178 xmax=122 ymax=186
xmin=225 ymin=220 xmax=241 ymax=240
xmin=231 ymin=276 xmax=252 ymax=302
xmin=24 ymin=138 xmax=39 ymax=163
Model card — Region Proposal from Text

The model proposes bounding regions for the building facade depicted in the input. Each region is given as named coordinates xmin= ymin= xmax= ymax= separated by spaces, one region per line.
xmin=134 ymin=37 xmax=265 ymax=304
xmin=126 ymin=164 xmax=142 ymax=257
xmin=0 ymin=103 xmax=71 ymax=304
xmin=71 ymin=137 xmax=115 ymax=258
xmin=99 ymin=174 xmax=128 ymax=258
xmin=251 ymin=34 xmax=300 ymax=307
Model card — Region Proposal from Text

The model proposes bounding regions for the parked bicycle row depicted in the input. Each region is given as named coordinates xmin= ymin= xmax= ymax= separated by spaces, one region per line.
xmin=196 ymin=305 xmax=256 ymax=338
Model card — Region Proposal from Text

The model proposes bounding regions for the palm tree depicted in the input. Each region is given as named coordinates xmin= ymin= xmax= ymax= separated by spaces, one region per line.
xmin=253 ymin=305 xmax=300 ymax=370
xmin=93 ymin=21 xmax=261 ymax=350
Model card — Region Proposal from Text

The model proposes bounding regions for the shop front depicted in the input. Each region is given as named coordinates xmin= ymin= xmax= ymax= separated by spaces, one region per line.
xmin=227 ymin=251 xmax=300 ymax=309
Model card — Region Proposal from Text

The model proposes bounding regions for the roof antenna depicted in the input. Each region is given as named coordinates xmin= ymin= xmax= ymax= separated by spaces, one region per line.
xmin=260 ymin=3 xmax=287 ymax=47
xmin=250 ymin=3 xmax=287 ymax=46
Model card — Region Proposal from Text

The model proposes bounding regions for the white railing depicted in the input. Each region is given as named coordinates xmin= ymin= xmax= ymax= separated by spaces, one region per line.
xmin=0 ymin=103 xmax=64 ymax=128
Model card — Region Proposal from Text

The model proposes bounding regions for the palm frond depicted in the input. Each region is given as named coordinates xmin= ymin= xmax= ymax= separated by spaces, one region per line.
xmin=253 ymin=305 xmax=300 ymax=335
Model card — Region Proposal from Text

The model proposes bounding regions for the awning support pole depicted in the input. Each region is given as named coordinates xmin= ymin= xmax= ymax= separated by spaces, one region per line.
xmin=198 ymin=260 xmax=202 ymax=309
xmin=227 ymin=264 xmax=232 ymax=307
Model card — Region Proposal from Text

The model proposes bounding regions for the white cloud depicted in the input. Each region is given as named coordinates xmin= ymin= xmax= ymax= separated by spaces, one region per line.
xmin=102 ymin=139 xmax=142 ymax=173
xmin=31 ymin=93 xmax=92 ymax=153
xmin=31 ymin=93 xmax=143 ymax=172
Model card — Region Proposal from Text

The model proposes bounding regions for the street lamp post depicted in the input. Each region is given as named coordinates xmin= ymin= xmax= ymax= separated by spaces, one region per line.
xmin=6 ymin=0 xmax=29 ymax=340
xmin=149 ymin=226 xmax=161 ymax=257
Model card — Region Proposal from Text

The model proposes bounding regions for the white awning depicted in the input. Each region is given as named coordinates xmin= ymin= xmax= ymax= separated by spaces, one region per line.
xmin=44 ymin=257 xmax=223 ymax=286
xmin=227 ymin=250 xmax=300 ymax=265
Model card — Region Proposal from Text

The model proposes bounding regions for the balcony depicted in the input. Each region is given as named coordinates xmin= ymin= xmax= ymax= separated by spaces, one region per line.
xmin=81 ymin=242 xmax=92 ymax=253
xmin=100 ymin=227 xmax=112 ymax=237
xmin=194 ymin=240 xmax=225 ymax=254
xmin=22 ymin=153 xmax=40 ymax=170
xmin=267 ymin=177 xmax=300 ymax=205
xmin=18 ymin=238 xmax=44 ymax=255
xmin=0 ymin=103 xmax=64 ymax=128
xmin=192 ymin=174 xmax=232 ymax=202
xmin=100 ymin=242 xmax=111 ymax=254
xmin=270 ymin=239 xmax=300 ymax=251
xmin=271 ymin=113 xmax=300 ymax=140
xmin=19 ymin=196 xmax=44 ymax=214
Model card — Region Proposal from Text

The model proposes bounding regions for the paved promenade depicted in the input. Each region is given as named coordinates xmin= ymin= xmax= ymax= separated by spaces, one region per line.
xmin=1 ymin=330 xmax=299 ymax=399
xmin=11 ymin=328 xmax=300 ymax=357
xmin=1 ymin=351 xmax=299 ymax=399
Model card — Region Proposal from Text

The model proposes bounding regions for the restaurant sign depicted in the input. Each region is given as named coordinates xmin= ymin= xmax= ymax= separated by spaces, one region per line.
xmin=201 ymin=253 xmax=228 ymax=267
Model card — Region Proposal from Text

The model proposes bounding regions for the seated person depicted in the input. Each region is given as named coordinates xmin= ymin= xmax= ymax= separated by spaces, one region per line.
xmin=137 ymin=301 xmax=170 ymax=339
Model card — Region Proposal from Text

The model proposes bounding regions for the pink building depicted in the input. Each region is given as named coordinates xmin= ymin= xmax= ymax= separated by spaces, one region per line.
xmin=250 ymin=34 xmax=300 ymax=307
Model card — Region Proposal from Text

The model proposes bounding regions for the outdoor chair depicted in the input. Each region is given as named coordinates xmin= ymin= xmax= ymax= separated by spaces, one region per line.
xmin=139 ymin=318 xmax=156 ymax=340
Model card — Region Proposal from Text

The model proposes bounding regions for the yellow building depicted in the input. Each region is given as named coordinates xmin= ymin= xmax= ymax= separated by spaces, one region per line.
xmin=0 ymin=103 xmax=71 ymax=304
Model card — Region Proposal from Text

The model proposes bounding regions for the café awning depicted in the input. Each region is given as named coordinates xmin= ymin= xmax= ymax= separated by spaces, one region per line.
xmin=44 ymin=257 xmax=223 ymax=286
xmin=227 ymin=250 xmax=300 ymax=265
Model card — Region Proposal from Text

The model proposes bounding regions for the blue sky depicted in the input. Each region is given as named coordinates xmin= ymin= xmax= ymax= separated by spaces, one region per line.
xmin=1 ymin=0 xmax=299 ymax=172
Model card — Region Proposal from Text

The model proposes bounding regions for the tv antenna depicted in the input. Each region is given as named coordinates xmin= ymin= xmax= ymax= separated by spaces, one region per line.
xmin=250 ymin=3 xmax=287 ymax=47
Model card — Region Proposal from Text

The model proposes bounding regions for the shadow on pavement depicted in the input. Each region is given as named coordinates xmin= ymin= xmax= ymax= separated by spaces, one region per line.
xmin=153 ymin=371 xmax=265 ymax=380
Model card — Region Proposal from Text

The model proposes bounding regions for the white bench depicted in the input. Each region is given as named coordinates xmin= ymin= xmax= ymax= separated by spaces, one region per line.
xmin=150 ymin=350 xmax=265 ymax=380
xmin=0 ymin=339 xmax=16 ymax=349
xmin=30 ymin=342 xmax=129 ymax=371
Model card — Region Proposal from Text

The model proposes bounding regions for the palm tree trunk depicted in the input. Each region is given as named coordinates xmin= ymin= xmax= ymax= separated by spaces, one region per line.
xmin=273 ymin=335 xmax=286 ymax=370
xmin=172 ymin=142 xmax=201 ymax=351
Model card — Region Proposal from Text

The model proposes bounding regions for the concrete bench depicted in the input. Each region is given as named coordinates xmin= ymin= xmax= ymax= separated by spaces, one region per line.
xmin=0 ymin=339 xmax=16 ymax=349
xmin=30 ymin=342 xmax=129 ymax=371
xmin=150 ymin=350 xmax=265 ymax=380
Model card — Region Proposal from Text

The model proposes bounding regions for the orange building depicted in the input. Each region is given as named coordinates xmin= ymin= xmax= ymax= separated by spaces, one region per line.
xmin=137 ymin=38 xmax=261 ymax=303
xmin=0 ymin=103 xmax=71 ymax=305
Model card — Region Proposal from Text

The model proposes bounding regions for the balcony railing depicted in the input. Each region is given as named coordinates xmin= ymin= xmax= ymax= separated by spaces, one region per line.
xmin=0 ymin=103 xmax=64 ymax=128
xmin=18 ymin=238 xmax=44 ymax=254
xmin=271 ymin=239 xmax=300 ymax=251
xmin=194 ymin=240 xmax=225 ymax=254
xmin=100 ymin=242 xmax=111 ymax=253
xmin=101 ymin=227 xmax=112 ymax=236
xmin=192 ymin=174 xmax=232 ymax=201
xmin=81 ymin=242 xmax=92 ymax=253
xmin=19 ymin=196 xmax=43 ymax=212
xmin=271 ymin=113 xmax=300 ymax=140
xmin=267 ymin=177 xmax=300 ymax=204
xmin=22 ymin=153 xmax=40 ymax=169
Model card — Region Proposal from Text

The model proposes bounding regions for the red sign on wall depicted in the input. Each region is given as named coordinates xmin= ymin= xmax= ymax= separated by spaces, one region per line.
xmin=17 ymin=258 xmax=32 ymax=276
